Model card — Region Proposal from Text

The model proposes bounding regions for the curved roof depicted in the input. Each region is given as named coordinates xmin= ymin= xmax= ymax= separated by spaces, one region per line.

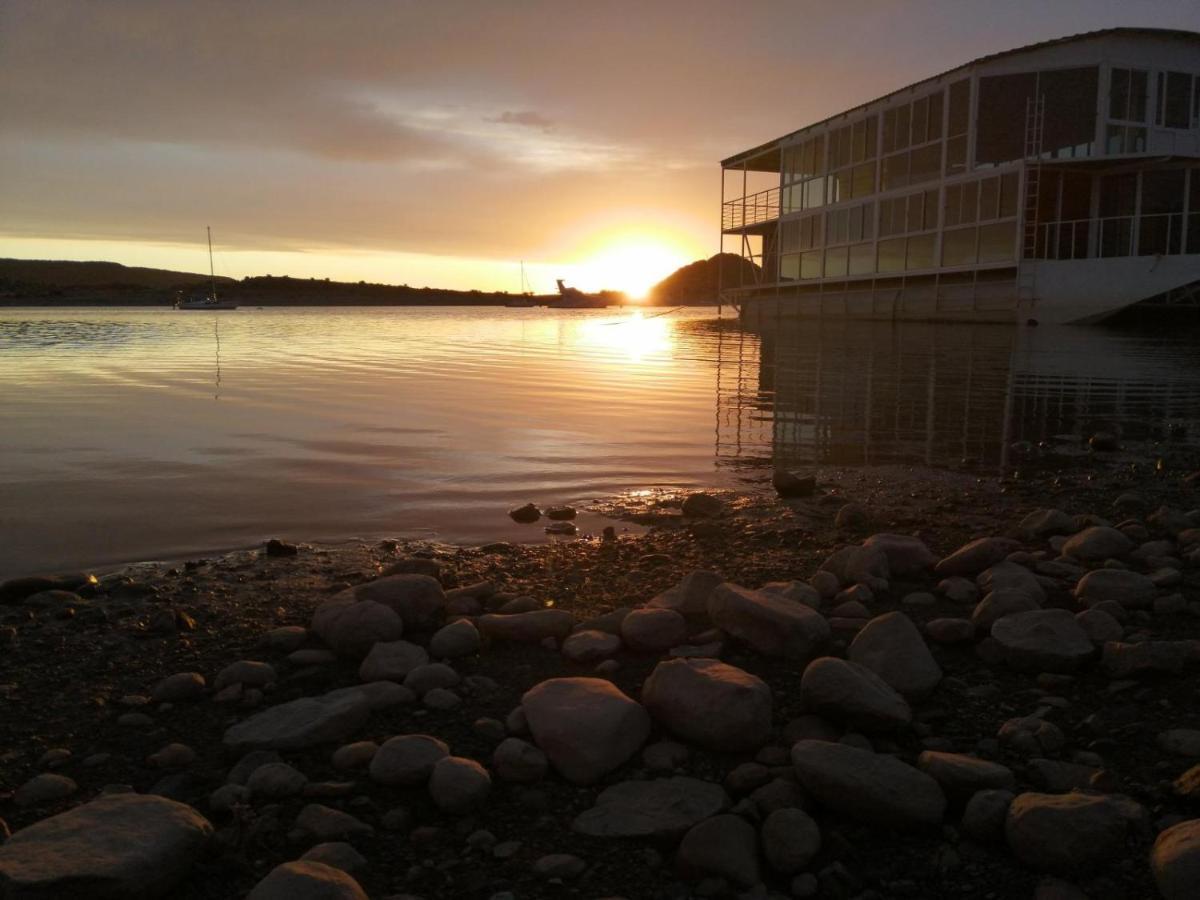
xmin=722 ymin=27 xmax=1200 ymax=168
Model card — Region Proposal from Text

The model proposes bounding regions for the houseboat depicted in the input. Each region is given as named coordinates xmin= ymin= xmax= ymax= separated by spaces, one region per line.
xmin=719 ymin=28 xmax=1200 ymax=324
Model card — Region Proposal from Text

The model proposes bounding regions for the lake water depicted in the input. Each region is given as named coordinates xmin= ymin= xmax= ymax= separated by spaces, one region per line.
xmin=3 ymin=306 xmax=1200 ymax=578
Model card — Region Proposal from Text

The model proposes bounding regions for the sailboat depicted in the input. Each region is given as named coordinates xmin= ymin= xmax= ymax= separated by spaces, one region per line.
xmin=504 ymin=261 xmax=538 ymax=308
xmin=175 ymin=227 xmax=238 ymax=310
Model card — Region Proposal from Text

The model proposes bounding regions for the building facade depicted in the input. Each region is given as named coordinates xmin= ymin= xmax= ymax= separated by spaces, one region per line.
xmin=720 ymin=29 xmax=1200 ymax=324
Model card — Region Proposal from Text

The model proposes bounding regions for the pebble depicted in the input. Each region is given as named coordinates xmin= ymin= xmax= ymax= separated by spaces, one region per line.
xmin=492 ymin=737 xmax=548 ymax=783
xmin=761 ymin=807 xmax=821 ymax=874
xmin=428 ymin=755 xmax=491 ymax=813
xmin=14 ymin=773 xmax=77 ymax=807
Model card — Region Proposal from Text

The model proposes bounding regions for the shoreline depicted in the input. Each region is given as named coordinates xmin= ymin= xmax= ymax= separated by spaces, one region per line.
xmin=1 ymin=451 xmax=1199 ymax=898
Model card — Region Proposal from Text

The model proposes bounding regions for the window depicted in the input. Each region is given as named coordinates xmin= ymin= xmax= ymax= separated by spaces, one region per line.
xmin=978 ymin=222 xmax=1016 ymax=262
xmin=906 ymin=234 xmax=936 ymax=270
xmin=848 ymin=242 xmax=875 ymax=276
xmin=881 ymin=152 xmax=909 ymax=191
xmin=824 ymin=246 xmax=849 ymax=277
xmin=1110 ymin=68 xmax=1148 ymax=122
xmin=909 ymin=143 xmax=941 ymax=185
xmin=851 ymin=162 xmax=875 ymax=198
xmin=1106 ymin=125 xmax=1147 ymax=154
xmin=877 ymin=237 xmax=906 ymax=273
xmin=942 ymin=227 xmax=977 ymax=266
xmin=946 ymin=79 xmax=970 ymax=176
xmin=800 ymin=250 xmax=823 ymax=279
xmin=1157 ymin=71 xmax=1193 ymax=129
xmin=977 ymin=68 xmax=1097 ymax=165
xmin=879 ymin=189 xmax=936 ymax=236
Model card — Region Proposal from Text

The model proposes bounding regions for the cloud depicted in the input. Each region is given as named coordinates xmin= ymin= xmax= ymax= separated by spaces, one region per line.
xmin=488 ymin=111 xmax=555 ymax=132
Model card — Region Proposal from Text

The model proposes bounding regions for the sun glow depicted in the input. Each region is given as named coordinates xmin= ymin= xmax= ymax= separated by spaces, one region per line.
xmin=579 ymin=310 xmax=673 ymax=362
xmin=569 ymin=233 xmax=693 ymax=299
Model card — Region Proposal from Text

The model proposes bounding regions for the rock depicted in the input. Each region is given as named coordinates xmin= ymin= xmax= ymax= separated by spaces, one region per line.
xmin=971 ymin=589 xmax=1040 ymax=632
xmin=819 ymin=545 xmax=889 ymax=591
xmin=677 ymin=814 xmax=760 ymax=887
xmin=324 ymin=681 xmax=413 ymax=711
xmin=545 ymin=504 xmax=576 ymax=520
xmin=246 ymin=860 xmax=368 ymax=900
xmin=761 ymin=808 xmax=821 ymax=874
xmin=847 ymin=612 xmax=941 ymax=698
xmin=478 ymin=609 xmax=575 ymax=643
xmin=1158 ymin=729 xmax=1200 ymax=757
xmin=999 ymin=717 xmax=1066 ymax=756
xmin=350 ymin=574 xmax=444 ymax=630
xmin=265 ymin=626 xmax=308 ymax=652
xmin=772 ymin=469 xmax=815 ymax=497
xmin=647 ymin=570 xmax=723 ymax=616
xmin=403 ymin=662 xmax=460 ymax=695
xmin=521 ymin=677 xmax=649 ymax=784
xmin=810 ymin=570 xmax=840 ymax=599
xmin=1062 ymin=527 xmax=1134 ymax=562
xmin=573 ymin=776 xmax=728 ymax=838
xmin=429 ymin=619 xmax=481 ymax=658
xmin=936 ymin=537 xmax=1018 ymax=578
xmin=265 ymin=538 xmax=299 ymax=557
xmin=926 ymin=618 xmax=975 ymax=644
xmin=213 ymin=660 xmax=275 ymax=691
xmin=492 ymin=738 xmax=548 ymax=783
xmin=760 ymin=580 xmax=822 ymax=609
xmin=642 ymin=658 xmax=772 ymax=752
xmin=532 ymin=853 xmax=586 ymax=879
xmin=1027 ymin=759 xmax=1101 ymax=792
xmin=0 ymin=575 xmax=61 ymax=605
xmin=358 ymin=640 xmax=429 ymax=682
xmin=0 ymin=793 xmax=212 ymax=898
xmin=294 ymin=804 xmax=373 ymax=840
xmin=799 ymin=657 xmax=910 ymax=731
xmin=1005 ymin=791 xmax=1142 ymax=873
xmin=151 ymin=672 xmax=206 ymax=702
xmin=1075 ymin=569 xmax=1157 ymax=609
xmin=962 ymin=789 xmax=1015 ymax=843
xmin=620 ymin=608 xmax=687 ymax=652
xmin=681 ymin=492 xmax=724 ymax=517
xmin=310 ymin=598 xmax=404 ymax=658
xmin=1173 ymin=765 xmax=1200 ymax=799
xmin=835 ymin=502 xmax=870 ymax=531
xmin=791 ymin=740 xmax=945 ymax=828
xmin=643 ymin=740 xmax=690 ymax=771
xmin=509 ymin=503 xmax=541 ymax=523
xmin=991 ymin=609 xmax=1094 ymax=673
xmin=862 ymin=533 xmax=937 ymax=574
xmin=544 ymin=521 xmax=577 ymax=536
xmin=429 ymin=756 xmax=491 ymax=813
xmin=14 ymin=773 xmax=77 ymax=807
xmin=147 ymin=743 xmax=196 ymax=769
xmin=1019 ymin=509 xmax=1076 ymax=540
xmin=1075 ymin=608 xmax=1123 ymax=643
xmin=224 ymin=691 xmax=371 ymax=752
xmin=301 ymin=842 xmax=367 ymax=875
xmin=246 ymin=762 xmax=308 ymax=799
xmin=917 ymin=751 xmax=1015 ymax=800
xmin=1103 ymin=640 xmax=1198 ymax=677
xmin=1088 ymin=431 xmax=1119 ymax=451
xmin=289 ymin=649 xmax=337 ymax=666
xmin=331 ymin=741 xmax=378 ymax=771
xmin=369 ymin=734 xmax=449 ymax=785
xmin=422 ymin=687 xmax=460 ymax=710
xmin=977 ymin=560 xmax=1046 ymax=603
xmin=707 ymin=583 xmax=829 ymax=659
xmin=1153 ymin=818 xmax=1200 ymax=899
xmin=561 ymin=629 xmax=621 ymax=663
xmin=380 ymin=555 xmax=441 ymax=578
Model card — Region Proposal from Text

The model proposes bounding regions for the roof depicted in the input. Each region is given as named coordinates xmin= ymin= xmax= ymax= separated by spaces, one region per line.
xmin=721 ymin=27 xmax=1200 ymax=169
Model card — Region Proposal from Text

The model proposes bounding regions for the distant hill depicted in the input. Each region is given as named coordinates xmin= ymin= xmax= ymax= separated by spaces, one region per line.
xmin=647 ymin=253 xmax=762 ymax=305
xmin=0 ymin=258 xmax=230 ymax=290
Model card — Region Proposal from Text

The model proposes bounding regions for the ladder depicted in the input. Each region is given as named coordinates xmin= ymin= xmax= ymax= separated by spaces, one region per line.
xmin=1019 ymin=94 xmax=1046 ymax=306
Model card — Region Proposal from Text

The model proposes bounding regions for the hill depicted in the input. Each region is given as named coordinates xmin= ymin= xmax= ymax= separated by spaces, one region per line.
xmin=647 ymin=253 xmax=762 ymax=305
xmin=0 ymin=258 xmax=231 ymax=290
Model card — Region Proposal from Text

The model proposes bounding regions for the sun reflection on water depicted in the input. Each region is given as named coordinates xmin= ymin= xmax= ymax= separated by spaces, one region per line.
xmin=578 ymin=310 xmax=674 ymax=363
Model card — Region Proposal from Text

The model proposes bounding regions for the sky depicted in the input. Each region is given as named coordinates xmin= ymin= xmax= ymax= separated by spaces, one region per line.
xmin=0 ymin=1 xmax=1195 ymax=296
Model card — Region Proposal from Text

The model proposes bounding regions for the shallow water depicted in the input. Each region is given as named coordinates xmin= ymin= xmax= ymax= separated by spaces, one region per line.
xmin=2 ymin=306 xmax=1199 ymax=577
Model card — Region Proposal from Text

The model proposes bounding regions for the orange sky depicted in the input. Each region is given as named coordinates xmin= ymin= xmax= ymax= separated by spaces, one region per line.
xmin=0 ymin=1 xmax=1193 ymax=295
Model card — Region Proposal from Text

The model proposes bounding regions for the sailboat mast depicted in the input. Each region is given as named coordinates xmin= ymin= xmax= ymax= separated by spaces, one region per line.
xmin=207 ymin=226 xmax=216 ymax=299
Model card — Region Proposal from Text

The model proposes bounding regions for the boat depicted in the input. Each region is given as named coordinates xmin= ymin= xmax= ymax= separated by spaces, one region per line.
xmin=550 ymin=279 xmax=611 ymax=308
xmin=175 ymin=227 xmax=238 ymax=310
xmin=504 ymin=261 xmax=540 ymax=307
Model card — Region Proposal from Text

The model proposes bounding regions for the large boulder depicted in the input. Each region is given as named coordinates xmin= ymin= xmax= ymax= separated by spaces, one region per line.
xmin=1153 ymin=818 xmax=1200 ymax=900
xmin=862 ymin=533 xmax=937 ymax=575
xmin=620 ymin=608 xmax=688 ymax=653
xmin=224 ymin=691 xmax=371 ymax=752
xmin=641 ymin=658 xmax=772 ymax=752
xmin=357 ymin=640 xmax=428 ymax=682
xmin=799 ymin=657 xmax=911 ymax=730
xmin=791 ymin=740 xmax=945 ymax=828
xmin=246 ymin=860 xmax=368 ymax=900
xmin=351 ymin=574 xmax=445 ymax=629
xmin=561 ymin=629 xmax=621 ymax=663
xmin=916 ymin=751 xmax=1015 ymax=800
xmin=819 ymin=545 xmax=889 ymax=591
xmin=647 ymin=570 xmax=723 ymax=616
xmin=707 ymin=583 xmax=829 ymax=660
xmin=991 ymin=609 xmax=1094 ymax=673
xmin=1005 ymin=791 xmax=1144 ymax=874
xmin=977 ymin=561 xmax=1046 ymax=604
xmin=572 ymin=776 xmax=730 ymax=838
xmin=478 ymin=609 xmax=575 ymax=643
xmin=1074 ymin=569 xmax=1157 ymax=609
xmin=1062 ymin=527 xmax=1134 ymax=562
xmin=935 ymin=537 xmax=1019 ymax=578
xmin=0 ymin=793 xmax=213 ymax=899
xmin=310 ymin=597 xmax=403 ymax=658
xmin=1019 ymin=508 xmax=1076 ymax=541
xmin=847 ymin=612 xmax=941 ymax=698
xmin=971 ymin=589 xmax=1040 ymax=633
xmin=521 ymin=678 xmax=649 ymax=784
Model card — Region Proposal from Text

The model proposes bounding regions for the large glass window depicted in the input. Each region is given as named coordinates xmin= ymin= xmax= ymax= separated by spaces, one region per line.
xmin=942 ymin=227 xmax=977 ymax=266
xmin=877 ymin=237 xmax=906 ymax=273
xmin=978 ymin=222 xmax=1016 ymax=263
xmin=946 ymin=79 xmax=970 ymax=176
xmin=1110 ymin=68 xmax=1148 ymax=122
xmin=906 ymin=234 xmax=936 ymax=270
xmin=848 ymin=242 xmax=874 ymax=275
xmin=1157 ymin=71 xmax=1193 ymax=129
xmin=977 ymin=67 xmax=1097 ymax=165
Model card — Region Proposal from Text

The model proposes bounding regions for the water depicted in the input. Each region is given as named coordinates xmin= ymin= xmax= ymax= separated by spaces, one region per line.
xmin=2 ymin=305 xmax=1200 ymax=578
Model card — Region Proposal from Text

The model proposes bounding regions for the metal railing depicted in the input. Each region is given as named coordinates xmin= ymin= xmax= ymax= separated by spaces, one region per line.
xmin=1032 ymin=212 xmax=1198 ymax=261
xmin=723 ymin=186 xmax=781 ymax=231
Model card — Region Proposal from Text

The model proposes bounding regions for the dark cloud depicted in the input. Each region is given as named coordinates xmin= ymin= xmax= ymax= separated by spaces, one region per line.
xmin=489 ymin=111 xmax=555 ymax=132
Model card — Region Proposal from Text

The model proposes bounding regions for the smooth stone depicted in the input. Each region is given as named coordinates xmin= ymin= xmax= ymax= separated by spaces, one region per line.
xmin=681 ymin=492 xmax=725 ymax=517
xmin=147 ymin=743 xmax=196 ymax=769
xmin=991 ymin=609 xmax=1094 ymax=673
xmin=1158 ymin=729 xmax=1200 ymax=757
xmin=791 ymin=740 xmax=945 ymax=828
xmin=310 ymin=598 xmax=404 ymax=658
xmin=677 ymin=814 xmax=760 ymax=887
xmin=1152 ymin=818 xmax=1200 ymax=900
xmin=761 ymin=807 xmax=821 ymax=874
xmin=532 ymin=853 xmax=586 ymax=879
xmin=331 ymin=741 xmax=378 ymax=771
xmin=301 ymin=842 xmax=368 ymax=875
xmin=620 ymin=608 xmax=688 ymax=652
xmin=572 ymin=776 xmax=729 ymax=838
xmin=561 ymin=629 xmax=621 ymax=662
xmin=151 ymin=672 xmax=206 ymax=703
xmin=916 ymin=751 xmax=1015 ymax=800
xmin=492 ymin=738 xmax=548 ymax=783
xmin=707 ymin=583 xmax=830 ymax=659
xmin=224 ymin=691 xmax=370 ymax=753
xmin=962 ymin=788 xmax=1015 ymax=843
xmin=647 ymin=570 xmax=724 ymax=616
xmin=245 ymin=860 xmax=368 ymax=900
xmin=0 ymin=793 xmax=213 ymax=899
xmin=1102 ymin=640 xmax=1199 ymax=677
xmin=358 ymin=640 xmax=428 ymax=682
xmin=246 ymin=762 xmax=308 ymax=799
xmin=642 ymin=658 xmax=772 ymax=752
xmin=428 ymin=619 xmax=481 ymax=658
xmin=862 ymin=533 xmax=937 ymax=575
xmin=324 ymin=681 xmax=414 ymax=711
xmin=1005 ymin=791 xmax=1143 ymax=873
xmin=799 ymin=657 xmax=911 ymax=731
xmin=818 ymin=544 xmax=889 ymax=591
xmin=213 ymin=660 xmax=276 ymax=691
xmin=403 ymin=662 xmax=461 ymax=696
xmin=971 ymin=589 xmax=1040 ymax=632
xmin=264 ymin=626 xmax=308 ymax=652
xmin=935 ymin=537 xmax=1018 ymax=577
xmin=428 ymin=756 xmax=491 ymax=813
xmin=1062 ymin=527 xmax=1134 ymax=562
xmin=847 ymin=611 xmax=941 ymax=698
xmin=521 ymin=677 xmax=649 ymax=784
xmin=926 ymin=618 xmax=975 ymax=644
xmin=478 ymin=609 xmax=575 ymax=643
xmin=13 ymin=773 xmax=77 ymax=807
xmin=1075 ymin=568 xmax=1157 ymax=609
xmin=760 ymin=580 xmax=822 ymax=609
xmin=369 ymin=734 xmax=449 ymax=785
xmin=294 ymin=804 xmax=373 ymax=839
xmin=978 ymin=560 xmax=1047 ymax=604
xmin=1020 ymin=508 xmax=1076 ymax=540
xmin=349 ymin=573 xmax=445 ymax=629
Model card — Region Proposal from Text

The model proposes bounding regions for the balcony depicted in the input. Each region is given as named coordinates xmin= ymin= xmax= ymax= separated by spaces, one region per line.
xmin=722 ymin=186 xmax=781 ymax=232
xmin=1032 ymin=212 xmax=1200 ymax=260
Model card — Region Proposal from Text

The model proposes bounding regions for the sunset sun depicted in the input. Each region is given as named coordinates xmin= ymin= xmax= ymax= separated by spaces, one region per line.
xmin=571 ymin=234 xmax=693 ymax=299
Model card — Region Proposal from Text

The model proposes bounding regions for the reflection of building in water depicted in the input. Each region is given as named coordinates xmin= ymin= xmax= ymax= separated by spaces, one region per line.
xmin=715 ymin=319 xmax=1200 ymax=471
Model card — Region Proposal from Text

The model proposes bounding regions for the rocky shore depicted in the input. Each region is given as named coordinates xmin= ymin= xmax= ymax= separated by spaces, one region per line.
xmin=2 ymin=451 xmax=1200 ymax=899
